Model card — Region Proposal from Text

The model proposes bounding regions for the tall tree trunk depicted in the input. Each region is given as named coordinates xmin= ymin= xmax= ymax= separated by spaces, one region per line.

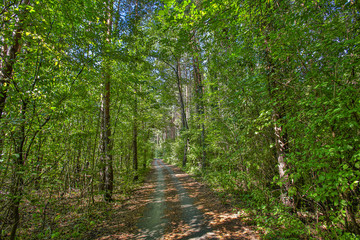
xmin=263 ymin=1 xmax=291 ymax=207
xmin=192 ymin=55 xmax=206 ymax=169
xmin=90 ymin=108 xmax=101 ymax=204
xmin=175 ymin=60 xmax=189 ymax=167
xmin=132 ymin=0 xmax=140 ymax=181
xmin=100 ymin=65 xmax=113 ymax=202
xmin=190 ymin=29 xmax=206 ymax=169
xmin=266 ymin=60 xmax=291 ymax=207
xmin=0 ymin=0 xmax=30 ymax=159
xmin=100 ymin=66 xmax=113 ymax=202
xmin=99 ymin=0 xmax=114 ymax=202
xmin=271 ymin=93 xmax=290 ymax=206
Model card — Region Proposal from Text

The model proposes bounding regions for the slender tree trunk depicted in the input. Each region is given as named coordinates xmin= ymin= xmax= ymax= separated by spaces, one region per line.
xmin=143 ymin=127 xmax=150 ymax=169
xmin=263 ymin=2 xmax=291 ymax=206
xmin=0 ymin=0 xmax=30 ymax=116
xmin=34 ymin=136 xmax=46 ymax=190
xmin=143 ymin=147 xmax=147 ymax=169
xmin=272 ymin=100 xmax=290 ymax=205
xmin=266 ymin=58 xmax=291 ymax=206
xmin=100 ymin=70 xmax=113 ymax=202
xmin=9 ymin=101 xmax=27 ymax=240
xmin=133 ymin=90 xmax=138 ymax=181
xmin=175 ymin=60 xmax=189 ymax=167
xmin=192 ymin=55 xmax=206 ymax=169
xmin=90 ymin=108 xmax=101 ymax=204
xmin=99 ymin=0 xmax=114 ymax=202
xmin=131 ymin=0 xmax=140 ymax=181
xmin=190 ymin=29 xmax=206 ymax=168
xmin=183 ymin=138 xmax=189 ymax=168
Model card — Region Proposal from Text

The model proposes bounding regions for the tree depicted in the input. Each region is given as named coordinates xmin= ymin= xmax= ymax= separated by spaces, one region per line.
xmin=99 ymin=0 xmax=114 ymax=202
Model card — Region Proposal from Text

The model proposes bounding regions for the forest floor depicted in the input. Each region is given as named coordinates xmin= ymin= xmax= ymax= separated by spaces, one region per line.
xmin=91 ymin=159 xmax=259 ymax=239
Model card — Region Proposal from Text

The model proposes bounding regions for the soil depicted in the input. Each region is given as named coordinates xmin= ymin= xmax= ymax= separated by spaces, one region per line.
xmin=137 ymin=159 xmax=215 ymax=239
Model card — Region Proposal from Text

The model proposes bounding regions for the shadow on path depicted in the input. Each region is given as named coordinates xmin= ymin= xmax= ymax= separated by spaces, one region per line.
xmin=161 ymin=161 xmax=214 ymax=239
xmin=137 ymin=159 xmax=215 ymax=239
xmin=137 ymin=159 xmax=168 ymax=239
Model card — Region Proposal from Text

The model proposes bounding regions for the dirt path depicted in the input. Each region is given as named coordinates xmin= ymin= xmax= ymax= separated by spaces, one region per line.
xmin=136 ymin=159 xmax=168 ymax=239
xmin=137 ymin=159 xmax=215 ymax=239
xmin=136 ymin=159 xmax=259 ymax=240
xmin=94 ymin=159 xmax=259 ymax=239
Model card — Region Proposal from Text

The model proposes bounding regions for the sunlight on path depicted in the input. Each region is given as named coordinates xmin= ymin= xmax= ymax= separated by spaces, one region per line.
xmin=161 ymin=161 xmax=216 ymax=239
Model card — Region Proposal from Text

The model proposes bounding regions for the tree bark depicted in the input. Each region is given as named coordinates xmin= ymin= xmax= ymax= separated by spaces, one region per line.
xmin=1 ymin=3 xmax=30 ymax=238
xmin=175 ymin=60 xmax=189 ymax=167
xmin=9 ymin=100 xmax=27 ymax=240
xmin=263 ymin=2 xmax=291 ymax=206
xmin=99 ymin=0 xmax=114 ymax=202
xmin=192 ymin=55 xmax=206 ymax=169
xmin=133 ymin=93 xmax=138 ymax=181
xmin=0 ymin=0 xmax=30 ymax=161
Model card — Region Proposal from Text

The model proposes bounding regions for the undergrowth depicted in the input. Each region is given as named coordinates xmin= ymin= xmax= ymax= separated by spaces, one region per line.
xmin=164 ymin=158 xmax=360 ymax=240
xmin=2 ymin=168 xmax=150 ymax=239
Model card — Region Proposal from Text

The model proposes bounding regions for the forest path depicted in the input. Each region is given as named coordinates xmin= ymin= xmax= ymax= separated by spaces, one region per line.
xmin=94 ymin=159 xmax=259 ymax=239
xmin=137 ymin=159 xmax=214 ymax=239
xmin=136 ymin=159 xmax=259 ymax=240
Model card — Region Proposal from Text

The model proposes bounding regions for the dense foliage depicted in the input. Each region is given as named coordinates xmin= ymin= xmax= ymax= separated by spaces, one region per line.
xmin=0 ymin=0 xmax=359 ymax=239
xmin=156 ymin=0 xmax=360 ymax=238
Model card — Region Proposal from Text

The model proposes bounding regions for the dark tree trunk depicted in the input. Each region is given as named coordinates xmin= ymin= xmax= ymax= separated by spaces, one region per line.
xmin=9 ymin=101 xmax=27 ymax=240
xmin=99 ymin=0 xmax=114 ymax=202
xmin=192 ymin=55 xmax=206 ymax=169
xmin=263 ymin=3 xmax=291 ymax=206
xmin=100 ymin=69 xmax=113 ymax=202
xmin=0 ymin=0 xmax=30 ymax=160
xmin=133 ymin=91 xmax=138 ymax=181
xmin=175 ymin=60 xmax=189 ymax=167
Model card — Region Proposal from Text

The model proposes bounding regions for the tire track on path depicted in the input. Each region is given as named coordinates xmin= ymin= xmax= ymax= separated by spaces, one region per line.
xmin=160 ymin=160 xmax=216 ymax=239
xmin=137 ymin=159 xmax=168 ymax=239
xmin=137 ymin=159 xmax=216 ymax=239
